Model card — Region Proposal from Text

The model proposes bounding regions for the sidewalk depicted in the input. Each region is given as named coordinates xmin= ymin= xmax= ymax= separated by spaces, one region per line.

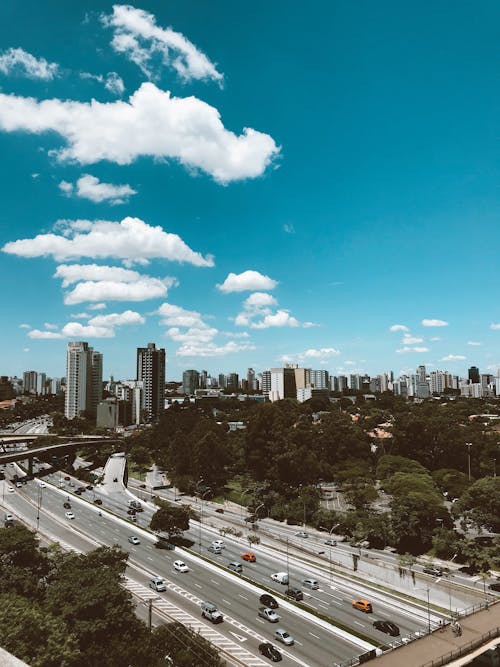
xmin=373 ymin=603 xmax=500 ymax=666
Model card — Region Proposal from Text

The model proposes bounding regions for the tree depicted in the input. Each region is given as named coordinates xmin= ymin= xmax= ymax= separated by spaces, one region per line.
xmin=0 ymin=593 xmax=80 ymax=667
xmin=454 ymin=477 xmax=500 ymax=532
xmin=150 ymin=502 xmax=193 ymax=538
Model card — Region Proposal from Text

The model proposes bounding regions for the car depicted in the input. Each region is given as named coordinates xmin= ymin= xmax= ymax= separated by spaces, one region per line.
xmin=15 ymin=481 xmax=22 ymax=488
xmin=68 ymin=482 xmax=75 ymax=487
xmin=75 ymin=489 xmax=82 ymax=495
xmin=285 ymin=587 xmax=303 ymax=601
xmin=373 ymin=620 xmax=400 ymax=636
xmin=139 ymin=483 xmax=146 ymax=488
xmin=65 ymin=511 xmax=75 ymax=520
xmin=201 ymin=601 xmax=224 ymax=624
xmin=294 ymin=531 xmax=308 ymax=538
xmin=302 ymin=578 xmax=320 ymax=590
xmin=150 ymin=576 xmax=167 ymax=592
xmin=127 ymin=508 xmax=136 ymax=515
xmin=6 ymin=486 xmax=14 ymax=493
xmin=128 ymin=536 xmax=140 ymax=545
xmin=228 ymin=562 xmax=243 ymax=573
xmin=241 ymin=552 xmax=256 ymax=562
xmin=4 ymin=514 xmax=14 ymax=523
xmin=173 ymin=560 xmax=189 ymax=573
xmin=215 ymin=508 xmax=224 ymax=514
xmin=93 ymin=498 xmax=103 ymax=505
xmin=423 ymin=566 xmax=443 ymax=577
xmin=259 ymin=594 xmax=279 ymax=609
xmin=207 ymin=544 xmax=222 ymax=554
xmin=271 ymin=572 xmax=289 ymax=585
xmin=488 ymin=580 xmax=500 ymax=592
xmin=324 ymin=538 xmax=337 ymax=546
xmin=352 ymin=599 xmax=372 ymax=613
xmin=77 ymin=486 xmax=86 ymax=493
xmin=39 ymin=482 xmax=46 ymax=488
xmin=63 ymin=502 xmax=71 ymax=509
xmin=211 ymin=540 xmax=225 ymax=549
xmin=259 ymin=642 xmax=282 ymax=662
xmin=86 ymin=485 xmax=93 ymax=491
xmin=64 ymin=475 xmax=70 ymax=480
xmin=155 ymin=539 xmax=175 ymax=550
xmin=274 ymin=629 xmax=294 ymax=646
xmin=134 ymin=506 xmax=144 ymax=512
xmin=244 ymin=515 xmax=258 ymax=522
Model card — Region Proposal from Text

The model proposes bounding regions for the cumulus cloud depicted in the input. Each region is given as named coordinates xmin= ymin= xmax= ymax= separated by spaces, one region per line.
xmin=283 ymin=223 xmax=295 ymax=234
xmin=60 ymin=174 xmax=137 ymax=204
xmin=0 ymin=83 xmax=279 ymax=183
xmin=303 ymin=321 xmax=319 ymax=328
xmin=63 ymin=276 xmax=175 ymax=305
xmin=54 ymin=263 xmax=147 ymax=287
xmin=44 ymin=322 xmax=58 ymax=330
xmin=88 ymin=302 xmax=106 ymax=310
xmin=103 ymin=5 xmax=223 ymax=83
xmin=159 ymin=301 xmax=254 ymax=357
xmin=60 ymin=323 xmax=115 ymax=338
xmin=88 ymin=309 xmax=145 ymax=327
xmin=28 ymin=329 xmax=64 ymax=339
xmin=71 ymin=313 xmax=89 ymax=319
xmin=105 ymin=72 xmax=125 ymax=95
xmin=422 ymin=319 xmax=448 ymax=327
xmin=217 ymin=271 xmax=278 ymax=293
xmin=402 ymin=334 xmax=424 ymax=344
xmin=396 ymin=346 xmax=429 ymax=354
xmin=0 ymin=48 xmax=59 ymax=79
xmin=389 ymin=324 xmax=409 ymax=332
xmin=19 ymin=323 xmax=31 ymax=329
xmin=3 ymin=217 xmax=213 ymax=266
xmin=441 ymin=354 xmax=466 ymax=361
xmin=28 ymin=309 xmax=144 ymax=340
xmin=251 ymin=310 xmax=299 ymax=329
xmin=303 ymin=348 xmax=341 ymax=358
xmin=467 ymin=341 xmax=481 ymax=346
xmin=234 ymin=291 xmax=302 ymax=329
xmin=490 ymin=323 xmax=500 ymax=330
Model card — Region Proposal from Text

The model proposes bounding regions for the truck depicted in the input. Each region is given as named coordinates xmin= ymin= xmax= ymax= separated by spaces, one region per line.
xmin=201 ymin=601 xmax=223 ymax=624
xmin=258 ymin=607 xmax=280 ymax=623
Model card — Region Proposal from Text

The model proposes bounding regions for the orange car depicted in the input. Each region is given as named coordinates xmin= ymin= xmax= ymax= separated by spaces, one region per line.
xmin=241 ymin=552 xmax=256 ymax=562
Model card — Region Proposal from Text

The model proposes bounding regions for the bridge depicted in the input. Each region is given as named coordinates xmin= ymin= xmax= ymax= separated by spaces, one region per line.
xmin=0 ymin=438 xmax=123 ymax=476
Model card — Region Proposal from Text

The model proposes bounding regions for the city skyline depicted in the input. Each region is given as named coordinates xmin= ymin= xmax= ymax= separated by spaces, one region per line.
xmin=1 ymin=1 xmax=499 ymax=380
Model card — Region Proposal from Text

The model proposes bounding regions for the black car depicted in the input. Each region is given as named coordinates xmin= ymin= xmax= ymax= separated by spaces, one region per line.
xmin=423 ymin=566 xmax=443 ymax=577
xmin=259 ymin=642 xmax=282 ymax=662
xmin=63 ymin=502 xmax=71 ymax=509
xmin=489 ymin=580 xmax=500 ymax=592
xmin=155 ymin=539 xmax=175 ymax=550
xmin=259 ymin=594 xmax=279 ymax=609
xmin=93 ymin=498 xmax=103 ymax=505
xmin=127 ymin=508 xmax=136 ymax=515
xmin=373 ymin=620 xmax=400 ymax=636
xmin=285 ymin=587 xmax=303 ymax=601
xmin=86 ymin=485 xmax=93 ymax=491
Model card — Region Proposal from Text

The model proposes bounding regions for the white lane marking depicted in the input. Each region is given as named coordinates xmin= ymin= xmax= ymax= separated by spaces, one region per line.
xmin=354 ymin=621 xmax=365 ymax=627
xmin=238 ymin=593 xmax=248 ymax=600
xmin=193 ymin=583 xmax=202 ymax=588
xmin=309 ymin=632 xmax=320 ymax=639
xmin=222 ymin=599 xmax=232 ymax=605
xmin=295 ymin=640 xmax=303 ymax=646
xmin=210 ymin=579 xmax=218 ymax=585
xmin=229 ymin=631 xmax=247 ymax=642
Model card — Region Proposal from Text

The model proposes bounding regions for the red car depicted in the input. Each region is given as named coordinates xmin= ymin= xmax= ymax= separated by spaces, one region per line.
xmin=241 ymin=552 xmax=256 ymax=562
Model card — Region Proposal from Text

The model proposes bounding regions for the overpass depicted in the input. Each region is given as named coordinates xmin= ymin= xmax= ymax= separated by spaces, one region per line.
xmin=0 ymin=438 xmax=123 ymax=476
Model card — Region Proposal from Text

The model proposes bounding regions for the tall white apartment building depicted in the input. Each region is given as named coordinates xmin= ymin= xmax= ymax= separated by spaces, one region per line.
xmin=65 ymin=341 xmax=102 ymax=420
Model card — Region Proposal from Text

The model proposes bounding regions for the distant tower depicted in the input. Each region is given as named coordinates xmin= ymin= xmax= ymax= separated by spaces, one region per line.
xmin=136 ymin=343 xmax=166 ymax=421
xmin=65 ymin=341 xmax=102 ymax=420
xmin=468 ymin=366 xmax=480 ymax=384
xmin=182 ymin=369 xmax=199 ymax=395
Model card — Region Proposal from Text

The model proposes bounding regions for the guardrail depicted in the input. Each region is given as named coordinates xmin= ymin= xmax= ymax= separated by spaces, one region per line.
xmin=420 ymin=626 xmax=500 ymax=667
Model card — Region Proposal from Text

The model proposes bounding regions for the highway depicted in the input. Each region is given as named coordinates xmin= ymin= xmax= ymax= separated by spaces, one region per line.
xmin=1 ymin=471 xmax=378 ymax=667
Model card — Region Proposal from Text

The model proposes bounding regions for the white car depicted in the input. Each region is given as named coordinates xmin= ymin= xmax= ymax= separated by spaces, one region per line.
xmin=15 ymin=481 xmax=22 ymax=488
xmin=128 ymin=536 xmax=140 ymax=545
xmin=211 ymin=540 xmax=225 ymax=550
xmin=40 ymin=482 xmax=47 ymax=488
xmin=294 ymin=531 xmax=308 ymax=538
xmin=5 ymin=514 xmax=14 ymax=522
xmin=173 ymin=560 xmax=189 ymax=573
xmin=6 ymin=486 xmax=14 ymax=493
xmin=65 ymin=511 xmax=75 ymax=520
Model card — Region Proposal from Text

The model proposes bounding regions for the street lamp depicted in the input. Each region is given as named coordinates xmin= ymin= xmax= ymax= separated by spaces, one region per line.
xmin=465 ymin=443 xmax=472 ymax=480
xmin=416 ymin=586 xmax=432 ymax=634
xmin=36 ymin=483 xmax=43 ymax=531
xmin=240 ymin=487 xmax=252 ymax=520
xmin=199 ymin=488 xmax=211 ymax=554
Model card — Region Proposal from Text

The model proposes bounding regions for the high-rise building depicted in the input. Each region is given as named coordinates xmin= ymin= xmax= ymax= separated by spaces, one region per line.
xmin=270 ymin=366 xmax=297 ymax=402
xmin=468 ymin=366 xmax=480 ymax=384
xmin=182 ymin=369 xmax=199 ymax=395
xmin=260 ymin=371 xmax=271 ymax=396
xmin=350 ymin=374 xmax=362 ymax=391
xmin=65 ymin=342 xmax=102 ymax=420
xmin=23 ymin=370 xmax=38 ymax=394
xmin=311 ymin=370 xmax=329 ymax=389
xmin=137 ymin=343 xmax=166 ymax=421
xmin=247 ymin=368 xmax=257 ymax=391
xmin=337 ymin=375 xmax=348 ymax=392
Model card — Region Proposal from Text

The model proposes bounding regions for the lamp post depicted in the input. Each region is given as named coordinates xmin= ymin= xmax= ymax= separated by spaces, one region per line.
xmin=240 ymin=488 xmax=252 ymax=521
xmin=465 ymin=442 xmax=472 ymax=480
xmin=36 ymin=483 xmax=43 ymax=531
xmin=199 ymin=488 xmax=211 ymax=554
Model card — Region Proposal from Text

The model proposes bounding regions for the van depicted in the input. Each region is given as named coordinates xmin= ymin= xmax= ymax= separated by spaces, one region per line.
xmin=271 ymin=572 xmax=289 ymax=585
xmin=352 ymin=599 xmax=372 ymax=613
xmin=228 ymin=562 xmax=243 ymax=573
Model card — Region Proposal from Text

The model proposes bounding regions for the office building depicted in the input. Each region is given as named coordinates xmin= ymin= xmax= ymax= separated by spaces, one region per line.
xmin=468 ymin=366 xmax=480 ymax=384
xmin=137 ymin=343 xmax=166 ymax=421
xmin=23 ymin=370 xmax=38 ymax=394
xmin=270 ymin=366 xmax=297 ymax=402
xmin=182 ymin=369 xmax=199 ymax=396
xmin=65 ymin=341 xmax=102 ymax=420
xmin=260 ymin=371 xmax=271 ymax=396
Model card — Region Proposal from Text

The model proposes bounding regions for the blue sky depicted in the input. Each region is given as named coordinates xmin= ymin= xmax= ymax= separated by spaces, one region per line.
xmin=0 ymin=1 xmax=498 ymax=382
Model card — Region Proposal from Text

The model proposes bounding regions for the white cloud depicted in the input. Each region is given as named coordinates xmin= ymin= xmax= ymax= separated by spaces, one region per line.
xmin=0 ymin=83 xmax=279 ymax=183
xmin=251 ymin=309 xmax=299 ymax=329
xmin=23 ymin=348 xmax=30 ymax=352
xmin=88 ymin=309 xmax=145 ymax=327
xmin=44 ymin=322 xmax=58 ymax=330
xmin=71 ymin=313 xmax=89 ymax=319
xmin=61 ymin=322 xmax=114 ymax=338
xmin=303 ymin=321 xmax=319 ymax=328
xmin=389 ymin=324 xmax=409 ymax=332
xmin=73 ymin=174 xmax=136 ymax=204
xmin=28 ymin=329 xmax=64 ymax=339
xmin=396 ymin=346 xmax=430 ymax=354
xmin=3 ymin=217 xmax=213 ymax=266
xmin=59 ymin=181 xmax=73 ymax=195
xmin=283 ymin=223 xmax=295 ymax=234
xmin=105 ymin=72 xmax=125 ymax=95
xmin=441 ymin=354 xmax=466 ymax=362
xmin=88 ymin=302 xmax=106 ymax=310
xmin=19 ymin=323 xmax=30 ymax=329
xmin=0 ymin=48 xmax=58 ymax=80
xmin=54 ymin=263 xmax=146 ymax=287
xmin=490 ymin=323 xmax=500 ymax=330
xmin=158 ymin=303 xmax=205 ymax=328
xmin=304 ymin=348 xmax=340 ymax=358
xmin=422 ymin=319 xmax=448 ymax=327
xmin=64 ymin=276 xmax=175 ymax=305
xmin=402 ymin=334 xmax=424 ymax=344
xmin=243 ymin=292 xmax=278 ymax=308
xmin=217 ymin=271 xmax=278 ymax=293
xmin=103 ymin=5 xmax=223 ymax=83
xmin=467 ymin=341 xmax=481 ymax=346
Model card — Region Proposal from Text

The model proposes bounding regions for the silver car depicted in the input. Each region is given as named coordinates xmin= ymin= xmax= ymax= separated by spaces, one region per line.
xmin=302 ymin=578 xmax=320 ymax=590
xmin=275 ymin=628 xmax=294 ymax=646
